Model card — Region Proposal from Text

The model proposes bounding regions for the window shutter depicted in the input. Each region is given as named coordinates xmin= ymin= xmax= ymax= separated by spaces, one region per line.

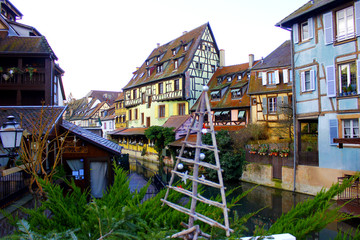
xmin=355 ymin=1 xmax=360 ymax=36
xmin=262 ymin=72 xmax=267 ymax=85
xmin=165 ymin=104 xmax=169 ymax=118
xmin=283 ymin=69 xmax=289 ymax=84
xmin=301 ymin=71 xmax=306 ymax=92
xmin=275 ymin=70 xmax=280 ymax=84
xmin=310 ymin=70 xmax=315 ymax=91
xmin=357 ymin=59 xmax=360 ymax=94
xmin=277 ymin=96 xmax=282 ymax=114
xmin=290 ymin=70 xmax=293 ymax=82
xmin=323 ymin=12 xmax=334 ymax=45
xmin=155 ymin=105 xmax=158 ymax=119
xmin=329 ymin=119 xmax=338 ymax=145
xmin=262 ymin=98 xmax=267 ymax=114
xmin=293 ymin=23 xmax=299 ymax=44
xmin=326 ymin=65 xmax=336 ymax=97
xmin=283 ymin=95 xmax=289 ymax=107
xmin=308 ymin=17 xmax=314 ymax=39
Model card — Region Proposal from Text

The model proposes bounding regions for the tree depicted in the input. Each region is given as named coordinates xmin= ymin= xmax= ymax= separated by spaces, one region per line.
xmin=144 ymin=126 xmax=175 ymax=176
xmin=202 ymin=129 xmax=247 ymax=182
xmin=19 ymin=106 xmax=70 ymax=200
xmin=274 ymin=101 xmax=294 ymax=143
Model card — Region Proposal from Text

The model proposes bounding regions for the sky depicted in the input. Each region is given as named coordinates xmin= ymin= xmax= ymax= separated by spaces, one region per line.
xmin=10 ymin=0 xmax=308 ymax=100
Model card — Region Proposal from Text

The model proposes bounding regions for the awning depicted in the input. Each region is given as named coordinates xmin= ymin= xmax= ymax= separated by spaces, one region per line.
xmin=231 ymin=89 xmax=240 ymax=93
xmin=238 ymin=111 xmax=245 ymax=118
xmin=211 ymin=91 xmax=219 ymax=96
xmin=221 ymin=111 xmax=229 ymax=115
xmin=214 ymin=112 xmax=221 ymax=116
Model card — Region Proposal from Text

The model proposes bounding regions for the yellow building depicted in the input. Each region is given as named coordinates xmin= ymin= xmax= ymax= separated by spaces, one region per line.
xmin=248 ymin=41 xmax=293 ymax=140
xmin=114 ymin=92 xmax=126 ymax=128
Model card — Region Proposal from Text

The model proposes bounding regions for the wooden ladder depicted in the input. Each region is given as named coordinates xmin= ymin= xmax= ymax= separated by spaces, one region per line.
xmin=161 ymin=87 xmax=233 ymax=239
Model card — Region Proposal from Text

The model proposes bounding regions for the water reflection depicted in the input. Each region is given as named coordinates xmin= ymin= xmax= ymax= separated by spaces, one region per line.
xmin=130 ymin=158 xmax=359 ymax=239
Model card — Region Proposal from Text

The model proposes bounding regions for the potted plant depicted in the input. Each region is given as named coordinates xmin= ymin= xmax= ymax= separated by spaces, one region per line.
xmin=249 ymin=145 xmax=257 ymax=154
xmin=258 ymin=144 xmax=269 ymax=156
xmin=25 ymin=66 xmax=37 ymax=80
xmin=347 ymin=85 xmax=353 ymax=95
xmin=343 ymin=87 xmax=348 ymax=96
xmin=280 ymin=148 xmax=290 ymax=157
xmin=270 ymin=148 xmax=279 ymax=157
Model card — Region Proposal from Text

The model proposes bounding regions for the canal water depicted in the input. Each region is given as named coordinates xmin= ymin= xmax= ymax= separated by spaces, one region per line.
xmin=129 ymin=158 xmax=359 ymax=239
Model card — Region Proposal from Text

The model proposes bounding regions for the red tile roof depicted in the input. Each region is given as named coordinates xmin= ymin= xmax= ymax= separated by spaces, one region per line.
xmin=124 ymin=23 xmax=216 ymax=90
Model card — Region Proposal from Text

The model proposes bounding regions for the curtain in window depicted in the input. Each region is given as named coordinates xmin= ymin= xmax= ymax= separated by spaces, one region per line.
xmin=90 ymin=162 xmax=108 ymax=198
xmin=67 ymin=159 xmax=83 ymax=172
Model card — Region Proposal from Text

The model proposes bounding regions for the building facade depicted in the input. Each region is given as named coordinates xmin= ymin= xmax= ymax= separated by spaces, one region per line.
xmin=277 ymin=0 xmax=360 ymax=193
xmin=123 ymin=23 xmax=220 ymax=128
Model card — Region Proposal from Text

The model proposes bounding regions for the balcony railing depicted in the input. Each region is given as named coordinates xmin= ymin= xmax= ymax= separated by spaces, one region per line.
xmin=0 ymin=71 xmax=45 ymax=85
xmin=338 ymin=177 xmax=360 ymax=205
xmin=0 ymin=170 xmax=30 ymax=208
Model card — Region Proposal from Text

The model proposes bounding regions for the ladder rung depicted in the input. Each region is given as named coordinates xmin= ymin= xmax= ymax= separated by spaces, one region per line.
xmin=177 ymin=156 xmax=220 ymax=170
xmin=172 ymin=170 xmax=224 ymax=189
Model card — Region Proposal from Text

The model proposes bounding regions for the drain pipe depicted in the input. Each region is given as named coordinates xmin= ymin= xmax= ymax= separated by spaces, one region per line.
xmin=290 ymin=27 xmax=297 ymax=192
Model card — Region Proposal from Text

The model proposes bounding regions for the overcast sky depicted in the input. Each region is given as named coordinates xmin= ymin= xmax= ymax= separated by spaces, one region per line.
xmin=11 ymin=0 xmax=308 ymax=100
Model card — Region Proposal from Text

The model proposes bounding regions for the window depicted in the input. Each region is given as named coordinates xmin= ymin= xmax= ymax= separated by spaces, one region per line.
xmin=231 ymin=89 xmax=242 ymax=99
xmin=129 ymin=109 xmax=132 ymax=120
xmin=147 ymin=69 xmax=151 ymax=77
xmin=211 ymin=91 xmax=221 ymax=100
xmin=339 ymin=62 xmax=356 ymax=93
xmin=174 ymin=79 xmax=180 ymax=91
xmin=336 ymin=6 xmax=355 ymax=41
xmin=343 ymin=119 xmax=359 ymax=138
xmin=178 ymin=103 xmax=185 ymax=115
xmin=172 ymin=49 xmax=176 ymax=55
xmin=174 ymin=60 xmax=178 ymax=69
xmin=156 ymin=64 xmax=163 ymax=73
xmin=142 ymin=93 xmax=146 ymax=104
xmin=268 ymin=97 xmax=277 ymax=113
xmin=133 ymin=89 xmax=137 ymax=99
xmin=135 ymin=109 xmax=138 ymax=120
xmin=159 ymin=105 xmax=165 ymax=118
xmin=217 ymin=77 xmax=223 ymax=85
xmin=211 ymin=65 xmax=215 ymax=73
xmin=301 ymin=21 xmax=309 ymax=41
xmin=301 ymin=70 xmax=315 ymax=92
xmin=166 ymin=82 xmax=172 ymax=92
xmin=158 ymin=82 xmax=163 ymax=94
xmin=227 ymin=76 xmax=232 ymax=82
xmin=238 ymin=74 xmax=242 ymax=80
xmin=141 ymin=113 xmax=144 ymax=125
xmin=184 ymin=44 xmax=188 ymax=51
xmin=267 ymin=72 xmax=276 ymax=85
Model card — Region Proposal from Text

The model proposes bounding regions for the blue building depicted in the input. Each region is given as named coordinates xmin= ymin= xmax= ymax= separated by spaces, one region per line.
xmin=277 ymin=0 xmax=360 ymax=193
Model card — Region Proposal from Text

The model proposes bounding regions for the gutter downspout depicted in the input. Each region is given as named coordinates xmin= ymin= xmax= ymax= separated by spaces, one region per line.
xmin=289 ymin=26 xmax=297 ymax=192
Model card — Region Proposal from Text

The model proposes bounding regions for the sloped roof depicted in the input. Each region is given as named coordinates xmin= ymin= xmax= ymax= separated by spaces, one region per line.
xmin=61 ymin=120 xmax=122 ymax=155
xmin=124 ymin=23 xmax=217 ymax=90
xmin=248 ymin=41 xmax=292 ymax=95
xmin=168 ymin=134 xmax=197 ymax=147
xmin=162 ymin=115 xmax=192 ymax=132
xmin=0 ymin=36 xmax=57 ymax=60
xmin=86 ymin=90 xmax=122 ymax=105
xmin=276 ymin=0 xmax=340 ymax=28
xmin=192 ymin=62 xmax=256 ymax=111
xmin=252 ymin=40 xmax=291 ymax=70
xmin=108 ymin=127 xmax=127 ymax=135
xmin=114 ymin=92 xmax=124 ymax=102
xmin=0 ymin=106 xmax=66 ymax=134
xmin=111 ymin=127 xmax=147 ymax=136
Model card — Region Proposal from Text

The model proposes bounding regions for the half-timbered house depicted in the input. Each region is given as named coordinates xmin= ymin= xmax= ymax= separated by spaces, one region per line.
xmin=114 ymin=92 xmax=126 ymax=128
xmin=123 ymin=23 xmax=220 ymax=128
xmin=248 ymin=40 xmax=293 ymax=140
xmin=277 ymin=0 xmax=360 ymax=195
xmin=192 ymin=55 xmax=257 ymax=131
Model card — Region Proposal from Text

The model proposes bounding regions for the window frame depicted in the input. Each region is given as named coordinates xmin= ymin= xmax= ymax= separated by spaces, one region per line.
xmin=158 ymin=82 xmax=164 ymax=94
xmin=268 ymin=97 xmax=277 ymax=114
xmin=174 ymin=79 xmax=180 ymax=91
xmin=159 ymin=105 xmax=165 ymax=118
xmin=338 ymin=61 xmax=357 ymax=94
xmin=301 ymin=69 xmax=315 ymax=92
xmin=342 ymin=118 xmax=359 ymax=138
xmin=336 ymin=5 xmax=355 ymax=42
xmin=178 ymin=103 xmax=186 ymax=116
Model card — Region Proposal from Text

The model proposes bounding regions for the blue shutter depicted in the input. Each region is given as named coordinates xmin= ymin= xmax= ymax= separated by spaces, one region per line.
xmin=262 ymin=98 xmax=267 ymax=115
xmin=329 ymin=119 xmax=338 ymax=145
xmin=323 ymin=12 xmax=334 ymax=45
xmin=277 ymin=96 xmax=282 ymax=114
xmin=308 ymin=17 xmax=314 ymax=39
xmin=355 ymin=1 xmax=360 ymax=36
xmin=326 ymin=65 xmax=336 ymax=97
xmin=293 ymin=23 xmax=299 ymax=44
xmin=310 ymin=70 xmax=315 ymax=91
xmin=301 ymin=71 xmax=306 ymax=92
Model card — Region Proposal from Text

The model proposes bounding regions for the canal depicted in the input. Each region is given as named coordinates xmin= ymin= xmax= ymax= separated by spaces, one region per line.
xmin=129 ymin=158 xmax=359 ymax=239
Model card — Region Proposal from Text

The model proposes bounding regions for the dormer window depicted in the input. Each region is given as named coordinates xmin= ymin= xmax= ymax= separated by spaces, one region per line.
xmin=238 ymin=74 xmax=242 ymax=80
xmin=147 ymin=69 xmax=151 ymax=77
xmin=146 ymin=60 xmax=150 ymax=66
xmin=227 ymin=76 xmax=232 ymax=82
xmin=156 ymin=64 xmax=163 ymax=73
xmin=231 ymin=89 xmax=242 ymax=99
xmin=211 ymin=91 xmax=221 ymax=100
xmin=172 ymin=49 xmax=176 ymax=55
xmin=217 ymin=77 xmax=223 ymax=85
xmin=140 ymin=72 xmax=145 ymax=78
xmin=174 ymin=60 xmax=178 ymax=69
xmin=184 ymin=44 xmax=188 ymax=51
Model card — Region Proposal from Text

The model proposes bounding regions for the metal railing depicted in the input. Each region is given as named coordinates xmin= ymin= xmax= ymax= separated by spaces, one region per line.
xmin=338 ymin=177 xmax=360 ymax=206
xmin=0 ymin=170 xmax=30 ymax=208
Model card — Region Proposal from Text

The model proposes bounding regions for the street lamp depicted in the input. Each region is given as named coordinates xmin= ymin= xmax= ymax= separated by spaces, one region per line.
xmin=0 ymin=116 xmax=24 ymax=168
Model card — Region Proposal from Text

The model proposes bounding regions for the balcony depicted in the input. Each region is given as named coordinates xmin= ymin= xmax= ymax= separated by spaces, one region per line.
xmin=0 ymin=70 xmax=45 ymax=86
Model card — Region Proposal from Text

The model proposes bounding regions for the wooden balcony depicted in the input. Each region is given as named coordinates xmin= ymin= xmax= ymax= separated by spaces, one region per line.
xmin=0 ymin=71 xmax=45 ymax=87
xmin=0 ymin=169 xmax=30 ymax=208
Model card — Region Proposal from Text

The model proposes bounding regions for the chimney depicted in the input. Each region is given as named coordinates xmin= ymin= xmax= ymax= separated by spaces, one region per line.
xmin=249 ymin=54 xmax=254 ymax=68
xmin=157 ymin=43 xmax=160 ymax=48
xmin=220 ymin=49 xmax=225 ymax=67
